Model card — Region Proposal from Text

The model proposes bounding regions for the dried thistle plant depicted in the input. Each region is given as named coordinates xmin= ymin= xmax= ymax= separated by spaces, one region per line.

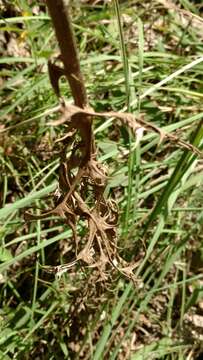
xmin=25 ymin=0 xmax=202 ymax=282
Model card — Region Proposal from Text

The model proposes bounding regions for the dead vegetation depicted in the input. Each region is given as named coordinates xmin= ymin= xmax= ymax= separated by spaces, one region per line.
xmin=25 ymin=0 xmax=202 ymax=284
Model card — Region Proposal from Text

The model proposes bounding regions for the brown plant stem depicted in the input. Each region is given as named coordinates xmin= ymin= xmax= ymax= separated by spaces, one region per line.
xmin=46 ymin=0 xmax=95 ymax=162
xmin=46 ymin=0 xmax=87 ymax=107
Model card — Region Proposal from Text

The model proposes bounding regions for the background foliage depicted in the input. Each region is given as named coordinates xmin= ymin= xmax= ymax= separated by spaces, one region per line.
xmin=0 ymin=0 xmax=203 ymax=359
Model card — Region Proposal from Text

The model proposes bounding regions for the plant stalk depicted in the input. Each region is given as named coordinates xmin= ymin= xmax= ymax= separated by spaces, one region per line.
xmin=46 ymin=0 xmax=95 ymax=162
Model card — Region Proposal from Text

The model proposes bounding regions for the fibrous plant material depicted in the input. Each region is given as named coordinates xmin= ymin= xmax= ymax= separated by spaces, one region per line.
xmin=25 ymin=0 xmax=203 ymax=282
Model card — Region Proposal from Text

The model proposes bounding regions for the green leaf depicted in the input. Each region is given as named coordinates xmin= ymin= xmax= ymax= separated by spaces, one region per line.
xmin=0 ymin=247 xmax=13 ymax=262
